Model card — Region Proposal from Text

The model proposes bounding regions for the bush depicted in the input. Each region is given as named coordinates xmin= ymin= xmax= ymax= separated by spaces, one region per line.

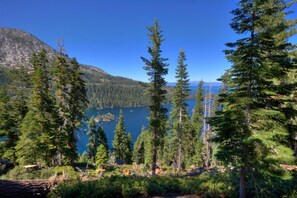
xmin=52 ymin=166 xmax=80 ymax=180
xmin=0 ymin=166 xmax=53 ymax=180
xmin=0 ymin=165 xmax=80 ymax=180
xmin=49 ymin=173 xmax=234 ymax=198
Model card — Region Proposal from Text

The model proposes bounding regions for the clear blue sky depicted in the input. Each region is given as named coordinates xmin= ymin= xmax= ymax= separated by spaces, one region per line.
xmin=1 ymin=0 xmax=296 ymax=82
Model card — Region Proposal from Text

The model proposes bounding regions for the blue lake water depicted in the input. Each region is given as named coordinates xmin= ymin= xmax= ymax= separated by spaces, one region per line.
xmin=76 ymin=85 xmax=221 ymax=154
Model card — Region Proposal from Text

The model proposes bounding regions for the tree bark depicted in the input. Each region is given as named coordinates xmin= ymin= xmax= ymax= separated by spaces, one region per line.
xmin=152 ymin=128 xmax=157 ymax=175
xmin=294 ymin=133 xmax=297 ymax=157
xmin=0 ymin=180 xmax=53 ymax=198
xmin=239 ymin=167 xmax=247 ymax=198
xmin=177 ymin=107 xmax=182 ymax=174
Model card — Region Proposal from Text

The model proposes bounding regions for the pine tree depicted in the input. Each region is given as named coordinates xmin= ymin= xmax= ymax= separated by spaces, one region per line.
xmin=170 ymin=49 xmax=190 ymax=173
xmin=112 ymin=110 xmax=131 ymax=164
xmin=0 ymin=88 xmax=12 ymax=159
xmin=53 ymin=54 xmax=87 ymax=164
xmin=87 ymin=117 xmax=99 ymax=163
xmin=141 ymin=19 xmax=168 ymax=175
xmin=3 ymin=66 xmax=31 ymax=163
xmin=132 ymin=128 xmax=146 ymax=164
xmin=96 ymin=144 xmax=109 ymax=168
xmin=192 ymin=81 xmax=204 ymax=136
xmin=16 ymin=50 xmax=57 ymax=166
xmin=191 ymin=81 xmax=204 ymax=167
xmin=210 ymin=1 xmax=296 ymax=197
xmin=52 ymin=54 xmax=71 ymax=164
xmin=98 ymin=126 xmax=108 ymax=150
xmin=87 ymin=117 xmax=108 ymax=164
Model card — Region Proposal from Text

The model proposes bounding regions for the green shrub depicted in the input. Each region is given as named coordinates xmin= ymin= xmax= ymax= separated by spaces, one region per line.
xmin=0 ymin=166 xmax=53 ymax=180
xmin=52 ymin=166 xmax=80 ymax=180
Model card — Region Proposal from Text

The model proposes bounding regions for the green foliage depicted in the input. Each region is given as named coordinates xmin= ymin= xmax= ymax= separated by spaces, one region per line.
xmin=85 ymin=72 xmax=149 ymax=109
xmin=133 ymin=127 xmax=152 ymax=165
xmin=15 ymin=50 xmax=57 ymax=166
xmin=210 ymin=0 xmax=297 ymax=196
xmin=78 ymin=151 xmax=88 ymax=163
xmin=95 ymin=144 xmax=109 ymax=168
xmin=87 ymin=117 xmax=109 ymax=164
xmin=48 ymin=172 xmax=238 ymax=198
xmin=0 ymin=166 xmax=53 ymax=180
xmin=192 ymin=80 xmax=204 ymax=136
xmin=112 ymin=110 xmax=132 ymax=164
xmin=141 ymin=19 xmax=168 ymax=174
xmin=53 ymin=55 xmax=88 ymax=164
xmin=52 ymin=166 xmax=80 ymax=180
xmin=87 ymin=117 xmax=98 ymax=163
xmin=0 ymin=88 xmax=11 ymax=158
xmin=168 ymin=49 xmax=191 ymax=172
xmin=0 ymin=165 xmax=80 ymax=180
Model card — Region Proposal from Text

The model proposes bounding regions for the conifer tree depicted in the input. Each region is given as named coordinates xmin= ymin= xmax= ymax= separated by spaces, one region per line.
xmin=3 ymin=66 xmax=31 ymax=163
xmin=53 ymin=54 xmax=87 ymax=164
xmin=98 ymin=126 xmax=108 ymax=150
xmin=192 ymin=81 xmax=204 ymax=135
xmin=87 ymin=117 xmax=108 ymax=164
xmin=96 ymin=144 xmax=109 ymax=168
xmin=141 ymin=19 xmax=168 ymax=175
xmin=170 ymin=49 xmax=190 ymax=173
xmin=52 ymin=54 xmax=70 ymax=164
xmin=87 ymin=117 xmax=99 ymax=163
xmin=210 ymin=1 xmax=296 ymax=197
xmin=0 ymin=88 xmax=12 ymax=159
xmin=16 ymin=50 xmax=57 ymax=166
xmin=133 ymin=127 xmax=146 ymax=164
xmin=112 ymin=110 xmax=131 ymax=163
xmin=191 ymin=81 xmax=204 ymax=166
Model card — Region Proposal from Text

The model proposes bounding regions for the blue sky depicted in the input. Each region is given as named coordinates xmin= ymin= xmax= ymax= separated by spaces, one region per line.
xmin=1 ymin=0 xmax=296 ymax=82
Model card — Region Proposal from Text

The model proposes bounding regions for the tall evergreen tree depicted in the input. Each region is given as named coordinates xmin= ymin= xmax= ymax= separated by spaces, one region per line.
xmin=87 ymin=117 xmax=108 ymax=164
xmin=133 ymin=127 xmax=146 ymax=164
xmin=141 ymin=19 xmax=169 ymax=175
xmin=16 ymin=50 xmax=57 ymax=166
xmin=4 ymin=66 xmax=31 ymax=163
xmin=98 ymin=126 xmax=108 ymax=150
xmin=210 ymin=1 xmax=296 ymax=197
xmin=112 ymin=110 xmax=131 ymax=163
xmin=53 ymin=54 xmax=87 ymax=164
xmin=170 ymin=49 xmax=190 ymax=173
xmin=53 ymin=54 xmax=71 ymax=164
xmin=191 ymin=81 xmax=204 ymax=166
xmin=0 ymin=88 xmax=12 ymax=159
xmin=96 ymin=144 xmax=109 ymax=168
xmin=87 ymin=117 xmax=99 ymax=163
xmin=192 ymin=81 xmax=204 ymax=136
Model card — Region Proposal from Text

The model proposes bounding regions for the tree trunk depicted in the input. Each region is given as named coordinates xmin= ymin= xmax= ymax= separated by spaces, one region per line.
xmin=152 ymin=128 xmax=157 ymax=175
xmin=0 ymin=180 xmax=53 ymax=198
xmin=239 ymin=167 xmax=247 ymax=198
xmin=294 ymin=133 xmax=297 ymax=157
xmin=177 ymin=107 xmax=182 ymax=174
xmin=203 ymin=95 xmax=209 ymax=167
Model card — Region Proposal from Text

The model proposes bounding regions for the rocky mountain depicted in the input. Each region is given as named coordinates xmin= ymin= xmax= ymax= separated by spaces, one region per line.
xmin=0 ymin=28 xmax=56 ymax=68
xmin=0 ymin=27 xmax=148 ymax=108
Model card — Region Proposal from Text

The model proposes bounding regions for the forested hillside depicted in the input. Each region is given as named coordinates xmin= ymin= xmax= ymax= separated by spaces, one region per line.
xmin=0 ymin=28 xmax=148 ymax=108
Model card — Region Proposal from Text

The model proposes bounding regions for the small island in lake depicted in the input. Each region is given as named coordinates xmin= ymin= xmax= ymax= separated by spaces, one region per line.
xmin=94 ymin=113 xmax=116 ymax=122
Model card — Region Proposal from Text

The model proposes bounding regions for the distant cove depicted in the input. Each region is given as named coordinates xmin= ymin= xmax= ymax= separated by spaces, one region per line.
xmin=76 ymin=85 xmax=221 ymax=154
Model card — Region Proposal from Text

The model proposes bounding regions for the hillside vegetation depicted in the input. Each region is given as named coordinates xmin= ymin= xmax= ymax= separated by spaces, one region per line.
xmin=0 ymin=28 xmax=148 ymax=109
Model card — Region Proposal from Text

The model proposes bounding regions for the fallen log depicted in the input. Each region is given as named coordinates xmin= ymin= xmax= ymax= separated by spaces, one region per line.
xmin=0 ymin=180 xmax=54 ymax=198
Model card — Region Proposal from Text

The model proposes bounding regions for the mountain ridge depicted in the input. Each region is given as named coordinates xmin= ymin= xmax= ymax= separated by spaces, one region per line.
xmin=0 ymin=27 xmax=148 ymax=108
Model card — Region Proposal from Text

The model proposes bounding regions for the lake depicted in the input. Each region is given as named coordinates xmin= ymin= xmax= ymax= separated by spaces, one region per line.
xmin=76 ymin=85 xmax=221 ymax=154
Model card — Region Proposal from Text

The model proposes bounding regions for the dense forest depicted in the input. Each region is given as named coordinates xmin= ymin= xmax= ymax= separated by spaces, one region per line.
xmin=1 ymin=0 xmax=297 ymax=197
